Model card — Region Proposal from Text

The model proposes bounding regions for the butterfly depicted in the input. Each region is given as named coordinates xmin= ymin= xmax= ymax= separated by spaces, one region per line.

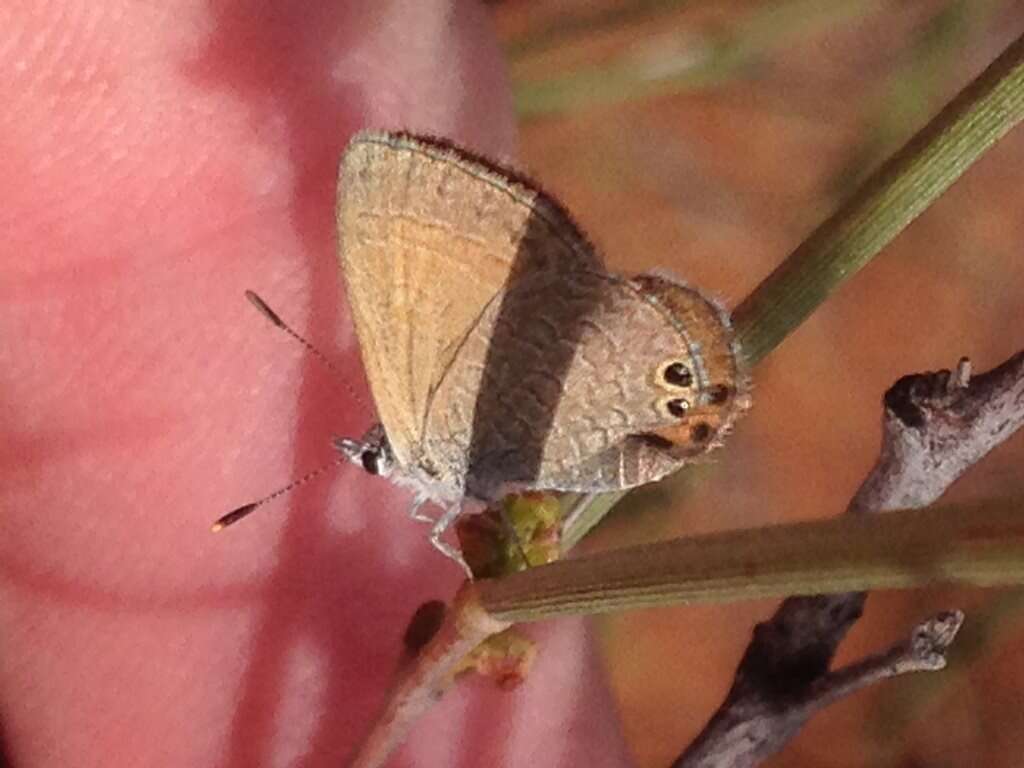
xmin=330 ymin=131 xmax=749 ymax=568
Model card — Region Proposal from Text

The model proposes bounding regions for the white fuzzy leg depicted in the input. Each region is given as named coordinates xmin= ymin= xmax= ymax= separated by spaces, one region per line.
xmin=429 ymin=502 xmax=471 ymax=578
xmin=407 ymin=494 xmax=434 ymax=524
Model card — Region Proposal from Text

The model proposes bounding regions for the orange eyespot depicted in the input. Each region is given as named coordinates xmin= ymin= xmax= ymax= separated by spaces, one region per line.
xmin=706 ymin=384 xmax=730 ymax=406
xmin=645 ymin=419 xmax=719 ymax=458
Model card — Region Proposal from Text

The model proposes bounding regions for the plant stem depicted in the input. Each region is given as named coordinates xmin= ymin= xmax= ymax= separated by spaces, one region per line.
xmin=485 ymin=501 xmax=1024 ymax=622
xmin=732 ymin=30 xmax=1024 ymax=365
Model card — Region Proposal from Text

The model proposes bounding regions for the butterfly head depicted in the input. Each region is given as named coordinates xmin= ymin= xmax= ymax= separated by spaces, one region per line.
xmin=334 ymin=423 xmax=396 ymax=478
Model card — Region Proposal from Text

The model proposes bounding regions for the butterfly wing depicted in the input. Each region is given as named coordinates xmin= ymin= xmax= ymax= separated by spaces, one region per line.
xmin=539 ymin=273 xmax=750 ymax=491
xmin=337 ymin=132 xmax=602 ymax=469
xmin=423 ymin=271 xmax=748 ymax=499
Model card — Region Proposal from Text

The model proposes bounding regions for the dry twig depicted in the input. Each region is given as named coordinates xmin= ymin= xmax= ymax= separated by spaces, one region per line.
xmin=674 ymin=351 xmax=1024 ymax=768
xmin=348 ymin=584 xmax=511 ymax=768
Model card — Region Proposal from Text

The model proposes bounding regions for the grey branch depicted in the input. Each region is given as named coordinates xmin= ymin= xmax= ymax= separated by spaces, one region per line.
xmin=674 ymin=349 xmax=1024 ymax=768
xmin=804 ymin=610 xmax=963 ymax=710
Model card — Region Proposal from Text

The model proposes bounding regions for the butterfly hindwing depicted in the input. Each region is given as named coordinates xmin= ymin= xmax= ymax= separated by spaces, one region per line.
xmin=423 ymin=271 xmax=746 ymax=498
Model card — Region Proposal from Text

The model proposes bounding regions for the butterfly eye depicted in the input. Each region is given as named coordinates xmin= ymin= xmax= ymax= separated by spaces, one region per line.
xmin=690 ymin=422 xmax=712 ymax=443
xmin=666 ymin=398 xmax=690 ymax=418
xmin=707 ymin=384 xmax=730 ymax=406
xmin=361 ymin=450 xmax=380 ymax=475
xmin=662 ymin=362 xmax=693 ymax=388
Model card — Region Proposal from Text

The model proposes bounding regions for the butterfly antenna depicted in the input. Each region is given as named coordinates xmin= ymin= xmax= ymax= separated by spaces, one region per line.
xmin=211 ymin=457 xmax=346 ymax=532
xmin=245 ymin=290 xmax=345 ymax=379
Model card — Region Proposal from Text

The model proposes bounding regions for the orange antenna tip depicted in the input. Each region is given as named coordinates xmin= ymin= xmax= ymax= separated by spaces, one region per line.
xmin=211 ymin=502 xmax=259 ymax=532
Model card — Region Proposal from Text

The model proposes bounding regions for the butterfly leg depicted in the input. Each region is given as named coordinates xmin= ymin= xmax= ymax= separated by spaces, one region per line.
xmin=430 ymin=502 xmax=472 ymax=578
xmin=407 ymin=493 xmax=434 ymax=524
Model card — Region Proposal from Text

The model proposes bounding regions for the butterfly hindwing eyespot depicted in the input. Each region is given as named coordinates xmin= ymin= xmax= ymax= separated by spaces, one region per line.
xmin=666 ymin=397 xmax=690 ymax=418
xmin=707 ymin=384 xmax=730 ymax=406
xmin=662 ymin=361 xmax=693 ymax=388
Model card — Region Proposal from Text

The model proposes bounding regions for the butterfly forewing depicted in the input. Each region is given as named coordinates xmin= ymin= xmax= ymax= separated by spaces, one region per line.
xmin=337 ymin=132 xmax=601 ymax=468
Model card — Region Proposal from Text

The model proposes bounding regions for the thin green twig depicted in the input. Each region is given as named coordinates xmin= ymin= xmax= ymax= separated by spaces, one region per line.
xmin=512 ymin=0 xmax=877 ymax=118
xmin=486 ymin=501 xmax=1024 ymax=622
xmin=505 ymin=0 xmax=689 ymax=59
xmin=732 ymin=29 xmax=1024 ymax=364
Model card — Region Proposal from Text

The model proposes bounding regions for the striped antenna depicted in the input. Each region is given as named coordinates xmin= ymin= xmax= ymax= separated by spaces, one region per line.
xmin=212 ymin=458 xmax=347 ymax=532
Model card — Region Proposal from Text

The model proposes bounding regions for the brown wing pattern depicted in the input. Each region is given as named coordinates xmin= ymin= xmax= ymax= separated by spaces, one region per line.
xmin=337 ymin=132 xmax=602 ymax=468
xmin=423 ymin=271 xmax=747 ymax=498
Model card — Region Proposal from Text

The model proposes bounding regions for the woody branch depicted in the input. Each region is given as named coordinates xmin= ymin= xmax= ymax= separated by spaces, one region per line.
xmin=674 ymin=349 xmax=1024 ymax=768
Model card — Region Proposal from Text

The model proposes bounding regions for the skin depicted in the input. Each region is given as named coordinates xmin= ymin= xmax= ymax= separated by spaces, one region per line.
xmin=0 ymin=2 xmax=633 ymax=766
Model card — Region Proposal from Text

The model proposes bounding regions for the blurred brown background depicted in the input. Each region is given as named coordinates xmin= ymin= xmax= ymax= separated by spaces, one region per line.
xmin=493 ymin=2 xmax=1024 ymax=766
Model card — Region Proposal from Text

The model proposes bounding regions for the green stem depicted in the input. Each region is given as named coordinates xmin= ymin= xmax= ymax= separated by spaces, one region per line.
xmin=512 ymin=0 xmax=876 ymax=118
xmin=505 ymin=0 xmax=688 ymax=60
xmin=485 ymin=501 xmax=1024 ymax=622
xmin=732 ymin=30 xmax=1024 ymax=365
xmin=559 ymin=491 xmax=624 ymax=551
